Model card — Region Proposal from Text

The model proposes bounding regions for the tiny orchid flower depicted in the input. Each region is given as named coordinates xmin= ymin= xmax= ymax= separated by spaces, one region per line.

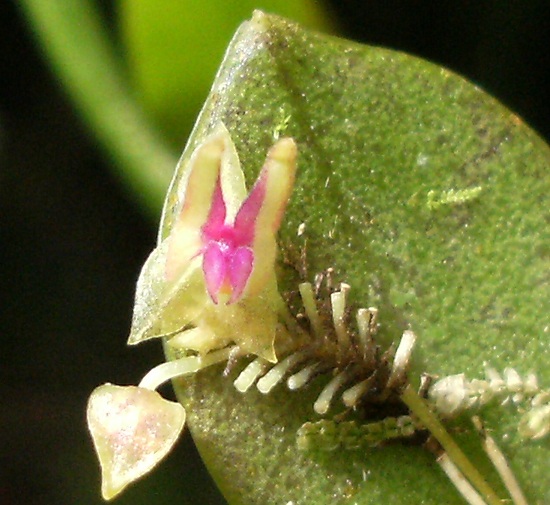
xmin=127 ymin=124 xmax=297 ymax=361
xmin=166 ymin=124 xmax=297 ymax=305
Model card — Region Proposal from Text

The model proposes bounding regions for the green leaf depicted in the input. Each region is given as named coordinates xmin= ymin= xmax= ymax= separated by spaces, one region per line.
xmin=18 ymin=0 xmax=176 ymax=216
xmin=162 ymin=12 xmax=549 ymax=505
xmin=118 ymin=0 xmax=334 ymax=144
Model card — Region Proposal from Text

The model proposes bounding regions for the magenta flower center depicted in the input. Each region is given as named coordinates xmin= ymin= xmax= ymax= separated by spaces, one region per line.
xmin=199 ymin=177 xmax=260 ymax=304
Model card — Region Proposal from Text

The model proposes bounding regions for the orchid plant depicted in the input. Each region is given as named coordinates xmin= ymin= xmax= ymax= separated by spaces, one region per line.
xmin=87 ymin=124 xmax=297 ymax=499
xmin=87 ymin=121 xmax=550 ymax=505
xmin=81 ymin=12 xmax=550 ymax=499
xmin=87 ymin=123 xmax=550 ymax=505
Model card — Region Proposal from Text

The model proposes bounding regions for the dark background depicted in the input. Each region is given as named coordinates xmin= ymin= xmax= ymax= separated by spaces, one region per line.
xmin=1 ymin=2 xmax=549 ymax=504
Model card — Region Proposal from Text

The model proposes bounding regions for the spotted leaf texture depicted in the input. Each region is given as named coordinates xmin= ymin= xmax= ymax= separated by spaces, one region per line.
xmin=154 ymin=12 xmax=549 ymax=505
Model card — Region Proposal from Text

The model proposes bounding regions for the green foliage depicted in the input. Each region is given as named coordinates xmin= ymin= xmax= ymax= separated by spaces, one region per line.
xmin=19 ymin=0 xmax=177 ymax=216
xmin=19 ymin=1 xmax=548 ymax=502
xmin=161 ymin=12 xmax=549 ymax=505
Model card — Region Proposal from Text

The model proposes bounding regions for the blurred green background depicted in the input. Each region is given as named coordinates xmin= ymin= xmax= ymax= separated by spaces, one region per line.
xmin=1 ymin=1 xmax=548 ymax=504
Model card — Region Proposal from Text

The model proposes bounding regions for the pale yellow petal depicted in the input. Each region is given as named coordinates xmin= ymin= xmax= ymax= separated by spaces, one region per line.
xmin=246 ymin=137 xmax=297 ymax=298
xmin=166 ymin=130 xmax=225 ymax=280
xmin=218 ymin=124 xmax=248 ymax=222
xmin=127 ymin=239 xmax=208 ymax=345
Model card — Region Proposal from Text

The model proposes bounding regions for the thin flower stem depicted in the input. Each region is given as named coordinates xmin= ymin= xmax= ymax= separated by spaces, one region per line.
xmin=437 ymin=453 xmax=488 ymax=505
xmin=139 ymin=347 xmax=237 ymax=391
xmin=472 ymin=416 xmax=528 ymax=505
xmin=401 ymin=385 xmax=503 ymax=505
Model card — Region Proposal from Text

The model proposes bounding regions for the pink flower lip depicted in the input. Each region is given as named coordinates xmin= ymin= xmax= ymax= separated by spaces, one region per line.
xmin=200 ymin=172 xmax=263 ymax=304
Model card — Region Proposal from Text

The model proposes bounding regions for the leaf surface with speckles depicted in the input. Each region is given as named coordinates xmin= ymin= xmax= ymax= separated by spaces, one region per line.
xmin=160 ymin=12 xmax=549 ymax=505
